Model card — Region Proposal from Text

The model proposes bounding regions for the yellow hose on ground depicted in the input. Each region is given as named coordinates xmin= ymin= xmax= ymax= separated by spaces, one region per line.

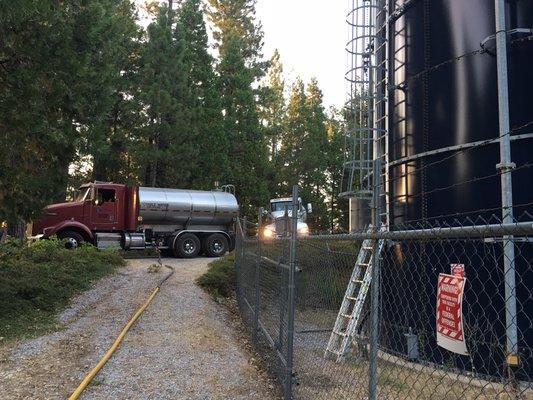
xmin=69 ymin=246 xmax=173 ymax=400
xmin=68 ymin=286 xmax=160 ymax=400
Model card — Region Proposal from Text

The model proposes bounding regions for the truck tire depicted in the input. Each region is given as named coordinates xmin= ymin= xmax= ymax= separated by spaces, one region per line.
xmin=57 ymin=231 xmax=84 ymax=249
xmin=174 ymin=233 xmax=201 ymax=258
xmin=204 ymin=233 xmax=229 ymax=257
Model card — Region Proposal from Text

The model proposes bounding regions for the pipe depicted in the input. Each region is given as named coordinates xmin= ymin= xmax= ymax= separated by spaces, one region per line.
xmin=273 ymin=221 xmax=533 ymax=241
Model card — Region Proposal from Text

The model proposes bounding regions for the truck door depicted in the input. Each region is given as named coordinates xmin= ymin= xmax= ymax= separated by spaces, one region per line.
xmin=90 ymin=187 xmax=118 ymax=230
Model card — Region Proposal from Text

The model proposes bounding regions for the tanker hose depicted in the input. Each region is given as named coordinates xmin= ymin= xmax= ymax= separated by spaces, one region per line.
xmin=68 ymin=249 xmax=174 ymax=400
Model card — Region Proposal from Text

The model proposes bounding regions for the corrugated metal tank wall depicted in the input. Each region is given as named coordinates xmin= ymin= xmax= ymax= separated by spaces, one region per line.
xmin=383 ymin=0 xmax=533 ymax=380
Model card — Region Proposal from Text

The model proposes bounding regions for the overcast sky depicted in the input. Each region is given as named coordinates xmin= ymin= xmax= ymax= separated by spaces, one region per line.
xmin=256 ymin=0 xmax=347 ymax=108
xmin=137 ymin=1 xmax=348 ymax=108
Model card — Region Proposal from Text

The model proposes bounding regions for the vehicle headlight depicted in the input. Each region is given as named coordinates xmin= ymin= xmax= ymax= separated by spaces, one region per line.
xmin=263 ymin=227 xmax=274 ymax=238
xmin=298 ymin=225 xmax=309 ymax=236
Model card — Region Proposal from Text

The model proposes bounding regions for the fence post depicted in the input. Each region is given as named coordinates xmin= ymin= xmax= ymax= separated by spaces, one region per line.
xmin=493 ymin=0 xmax=519 ymax=381
xmin=252 ymin=208 xmax=263 ymax=345
xmin=284 ymin=185 xmax=299 ymax=400
xmin=235 ymin=219 xmax=242 ymax=301
xmin=368 ymin=0 xmax=388 ymax=395
xmin=241 ymin=217 xmax=247 ymax=280
xmin=368 ymin=156 xmax=382 ymax=400
xmin=278 ymin=205 xmax=290 ymax=350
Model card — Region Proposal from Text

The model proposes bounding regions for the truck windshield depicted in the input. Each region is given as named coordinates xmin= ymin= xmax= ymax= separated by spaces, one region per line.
xmin=74 ymin=187 xmax=91 ymax=202
xmin=271 ymin=201 xmax=291 ymax=212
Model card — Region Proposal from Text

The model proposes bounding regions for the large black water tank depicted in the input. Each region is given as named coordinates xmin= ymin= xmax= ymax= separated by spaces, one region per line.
xmin=383 ymin=0 xmax=532 ymax=382
xmin=388 ymin=0 xmax=533 ymax=223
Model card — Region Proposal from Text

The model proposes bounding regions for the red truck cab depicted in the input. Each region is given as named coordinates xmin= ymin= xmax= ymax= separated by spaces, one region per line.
xmin=32 ymin=182 xmax=136 ymax=248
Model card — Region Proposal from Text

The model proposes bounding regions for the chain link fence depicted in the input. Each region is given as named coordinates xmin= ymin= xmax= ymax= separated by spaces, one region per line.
xmin=235 ymin=208 xmax=533 ymax=399
xmin=236 ymin=217 xmax=294 ymax=397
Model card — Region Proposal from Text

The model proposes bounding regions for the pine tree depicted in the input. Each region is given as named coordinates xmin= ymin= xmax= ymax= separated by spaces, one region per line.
xmin=261 ymin=49 xmax=285 ymax=196
xmin=207 ymin=0 xmax=264 ymax=72
xmin=0 ymin=2 xmax=90 ymax=224
xmin=177 ymin=0 xmax=226 ymax=189
xmin=0 ymin=0 xmax=142 ymax=230
xmin=208 ymin=0 xmax=269 ymax=215
xmin=217 ymin=35 xmax=269 ymax=216
xmin=280 ymin=78 xmax=330 ymax=230
xmin=281 ymin=78 xmax=307 ymax=193
xmin=134 ymin=1 xmax=228 ymax=190
xmin=0 ymin=0 xmax=344 ymax=233
xmin=325 ymin=108 xmax=349 ymax=231
xmin=137 ymin=4 xmax=196 ymax=187
xmin=303 ymin=78 xmax=329 ymax=229
xmin=76 ymin=0 xmax=141 ymax=184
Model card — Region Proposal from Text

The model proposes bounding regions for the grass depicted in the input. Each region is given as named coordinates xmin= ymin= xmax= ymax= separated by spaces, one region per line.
xmin=196 ymin=252 xmax=235 ymax=299
xmin=296 ymin=344 xmax=511 ymax=400
xmin=0 ymin=238 xmax=124 ymax=341
xmin=295 ymin=240 xmax=360 ymax=309
xmin=89 ymin=377 xmax=105 ymax=387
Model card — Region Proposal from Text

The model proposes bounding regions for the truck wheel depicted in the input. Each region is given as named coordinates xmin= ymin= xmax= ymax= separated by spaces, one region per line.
xmin=57 ymin=231 xmax=84 ymax=249
xmin=204 ymin=233 xmax=228 ymax=257
xmin=174 ymin=233 xmax=201 ymax=258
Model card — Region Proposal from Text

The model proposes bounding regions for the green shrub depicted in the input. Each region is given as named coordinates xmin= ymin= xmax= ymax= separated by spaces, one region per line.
xmin=196 ymin=253 xmax=235 ymax=299
xmin=0 ymin=238 xmax=124 ymax=340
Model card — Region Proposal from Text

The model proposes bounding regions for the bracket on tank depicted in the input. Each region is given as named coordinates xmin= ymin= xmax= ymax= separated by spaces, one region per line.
xmin=481 ymin=28 xmax=533 ymax=54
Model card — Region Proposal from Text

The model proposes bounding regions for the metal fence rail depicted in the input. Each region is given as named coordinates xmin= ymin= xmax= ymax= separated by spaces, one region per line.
xmin=235 ymin=208 xmax=533 ymax=399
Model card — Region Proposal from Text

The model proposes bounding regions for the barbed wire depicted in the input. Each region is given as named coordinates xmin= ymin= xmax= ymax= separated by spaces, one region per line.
xmin=388 ymin=201 xmax=533 ymax=229
xmin=392 ymin=33 xmax=533 ymax=88
xmin=404 ymin=49 xmax=485 ymax=87
xmin=378 ymin=161 xmax=533 ymax=209
xmin=383 ymin=119 xmax=533 ymax=187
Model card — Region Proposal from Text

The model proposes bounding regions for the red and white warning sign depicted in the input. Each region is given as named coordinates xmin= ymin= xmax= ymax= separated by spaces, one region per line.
xmin=450 ymin=263 xmax=465 ymax=278
xmin=436 ymin=273 xmax=468 ymax=355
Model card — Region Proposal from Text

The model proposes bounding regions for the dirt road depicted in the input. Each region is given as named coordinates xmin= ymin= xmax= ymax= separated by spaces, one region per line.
xmin=0 ymin=258 xmax=276 ymax=399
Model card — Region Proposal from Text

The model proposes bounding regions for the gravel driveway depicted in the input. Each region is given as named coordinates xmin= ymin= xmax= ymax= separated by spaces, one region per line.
xmin=0 ymin=258 xmax=277 ymax=400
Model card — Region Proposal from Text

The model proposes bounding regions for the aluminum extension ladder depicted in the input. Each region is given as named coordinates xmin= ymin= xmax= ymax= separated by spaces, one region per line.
xmin=325 ymin=229 xmax=385 ymax=362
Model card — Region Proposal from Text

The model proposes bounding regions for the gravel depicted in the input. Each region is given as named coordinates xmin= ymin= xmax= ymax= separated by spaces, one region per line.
xmin=0 ymin=257 xmax=277 ymax=399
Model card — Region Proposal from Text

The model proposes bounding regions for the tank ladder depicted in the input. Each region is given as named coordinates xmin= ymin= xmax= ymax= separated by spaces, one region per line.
xmin=340 ymin=0 xmax=390 ymax=227
xmin=374 ymin=0 xmax=390 ymax=227
xmin=325 ymin=228 xmax=385 ymax=362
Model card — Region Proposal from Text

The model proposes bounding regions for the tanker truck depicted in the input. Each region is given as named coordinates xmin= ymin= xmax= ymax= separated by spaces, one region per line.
xmin=261 ymin=196 xmax=312 ymax=238
xmin=31 ymin=182 xmax=239 ymax=258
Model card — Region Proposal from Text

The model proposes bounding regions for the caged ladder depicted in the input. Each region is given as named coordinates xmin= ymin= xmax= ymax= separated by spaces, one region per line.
xmin=325 ymin=229 xmax=385 ymax=362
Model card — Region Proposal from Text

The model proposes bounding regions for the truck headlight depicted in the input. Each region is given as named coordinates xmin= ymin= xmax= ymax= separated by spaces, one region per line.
xmin=263 ymin=227 xmax=274 ymax=238
xmin=298 ymin=225 xmax=309 ymax=236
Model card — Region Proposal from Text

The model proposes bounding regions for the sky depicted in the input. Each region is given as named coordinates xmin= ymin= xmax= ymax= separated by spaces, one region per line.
xmin=256 ymin=0 xmax=347 ymax=108
xmin=136 ymin=1 xmax=348 ymax=108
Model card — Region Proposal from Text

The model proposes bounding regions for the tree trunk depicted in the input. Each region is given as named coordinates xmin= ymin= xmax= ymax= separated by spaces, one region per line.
xmin=7 ymin=220 xmax=26 ymax=243
xmin=150 ymin=160 xmax=157 ymax=187
xmin=92 ymin=153 xmax=108 ymax=182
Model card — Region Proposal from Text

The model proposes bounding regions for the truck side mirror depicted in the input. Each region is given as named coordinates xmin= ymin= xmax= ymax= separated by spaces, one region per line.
xmin=307 ymin=203 xmax=313 ymax=213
